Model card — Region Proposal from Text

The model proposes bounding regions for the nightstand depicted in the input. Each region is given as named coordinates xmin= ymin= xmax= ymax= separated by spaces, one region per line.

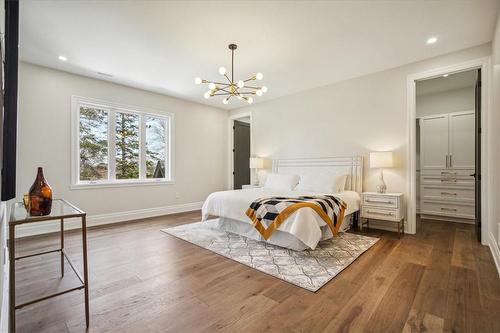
xmin=242 ymin=184 xmax=262 ymax=189
xmin=360 ymin=192 xmax=405 ymax=236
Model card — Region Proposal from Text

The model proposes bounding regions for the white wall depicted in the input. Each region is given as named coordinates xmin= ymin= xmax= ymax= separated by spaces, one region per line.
xmin=16 ymin=63 xmax=228 ymax=234
xmin=416 ymin=87 xmax=475 ymax=117
xmin=230 ymin=43 xmax=491 ymax=231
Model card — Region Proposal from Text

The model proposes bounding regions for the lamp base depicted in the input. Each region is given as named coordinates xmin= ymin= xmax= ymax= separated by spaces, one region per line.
xmin=376 ymin=184 xmax=387 ymax=194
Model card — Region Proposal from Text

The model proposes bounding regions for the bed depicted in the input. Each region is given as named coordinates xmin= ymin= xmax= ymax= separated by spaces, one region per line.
xmin=202 ymin=156 xmax=363 ymax=251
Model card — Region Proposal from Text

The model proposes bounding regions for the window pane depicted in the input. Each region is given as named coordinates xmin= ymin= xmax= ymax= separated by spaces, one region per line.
xmin=115 ymin=112 xmax=140 ymax=179
xmin=79 ymin=106 xmax=108 ymax=181
xmin=146 ymin=116 xmax=167 ymax=178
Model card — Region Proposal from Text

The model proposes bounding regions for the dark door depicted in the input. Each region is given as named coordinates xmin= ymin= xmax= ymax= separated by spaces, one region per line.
xmin=233 ymin=120 xmax=250 ymax=189
xmin=474 ymin=69 xmax=481 ymax=242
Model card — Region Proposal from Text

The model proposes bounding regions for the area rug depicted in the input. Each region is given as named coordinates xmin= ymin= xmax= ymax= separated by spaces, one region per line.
xmin=162 ymin=219 xmax=379 ymax=292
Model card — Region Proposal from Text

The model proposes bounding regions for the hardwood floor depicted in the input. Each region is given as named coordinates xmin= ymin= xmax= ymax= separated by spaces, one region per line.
xmin=11 ymin=212 xmax=500 ymax=333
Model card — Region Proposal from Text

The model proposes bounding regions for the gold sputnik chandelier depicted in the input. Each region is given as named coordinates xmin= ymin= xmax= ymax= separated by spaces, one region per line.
xmin=194 ymin=43 xmax=267 ymax=105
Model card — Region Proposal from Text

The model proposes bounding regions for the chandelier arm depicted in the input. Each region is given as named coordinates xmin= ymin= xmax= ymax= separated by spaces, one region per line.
xmin=238 ymin=92 xmax=257 ymax=95
xmin=206 ymin=81 xmax=230 ymax=86
xmin=244 ymin=77 xmax=256 ymax=82
xmin=223 ymin=74 xmax=232 ymax=84
xmin=243 ymin=86 xmax=261 ymax=89
xmin=213 ymin=92 xmax=232 ymax=96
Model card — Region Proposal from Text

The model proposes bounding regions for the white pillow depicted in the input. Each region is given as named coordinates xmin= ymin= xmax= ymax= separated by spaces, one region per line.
xmin=263 ymin=173 xmax=300 ymax=190
xmin=296 ymin=174 xmax=347 ymax=193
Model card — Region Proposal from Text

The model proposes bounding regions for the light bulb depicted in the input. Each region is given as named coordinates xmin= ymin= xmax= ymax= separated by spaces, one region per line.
xmin=237 ymin=80 xmax=244 ymax=88
xmin=194 ymin=77 xmax=202 ymax=85
xmin=255 ymin=72 xmax=263 ymax=80
xmin=247 ymin=97 xmax=253 ymax=104
xmin=204 ymin=92 xmax=210 ymax=99
xmin=261 ymin=86 xmax=268 ymax=93
xmin=208 ymin=82 xmax=216 ymax=90
xmin=256 ymin=89 xmax=263 ymax=96
xmin=219 ymin=67 xmax=227 ymax=75
xmin=223 ymin=98 xmax=229 ymax=105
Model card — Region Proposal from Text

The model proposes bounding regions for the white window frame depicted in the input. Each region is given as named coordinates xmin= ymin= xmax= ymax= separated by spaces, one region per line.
xmin=71 ymin=96 xmax=174 ymax=189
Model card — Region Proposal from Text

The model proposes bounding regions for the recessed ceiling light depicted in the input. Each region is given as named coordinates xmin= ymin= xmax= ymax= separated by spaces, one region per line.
xmin=426 ymin=37 xmax=438 ymax=45
xmin=443 ymin=74 xmax=449 ymax=77
xmin=58 ymin=55 xmax=67 ymax=61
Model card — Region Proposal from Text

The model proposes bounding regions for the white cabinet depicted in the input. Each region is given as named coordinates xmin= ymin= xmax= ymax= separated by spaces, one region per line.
xmin=420 ymin=114 xmax=449 ymax=169
xmin=449 ymin=112 xmax=475 ymax=169
xmin=419 ymin=111 xmax=475 ymax=222
xmin=420 ymin=111 xmax=475 ymax=170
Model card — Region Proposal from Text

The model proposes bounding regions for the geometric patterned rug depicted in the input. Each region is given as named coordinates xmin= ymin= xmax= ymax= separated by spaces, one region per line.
xmin=162 ymin=219 xmax=379 ymax=292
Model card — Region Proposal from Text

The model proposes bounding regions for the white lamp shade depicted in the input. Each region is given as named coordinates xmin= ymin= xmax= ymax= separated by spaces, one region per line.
xmin=370 ymin=151 xmax=393 ymax=168
xmin=249 ymin=157 xmax=264 ymax=169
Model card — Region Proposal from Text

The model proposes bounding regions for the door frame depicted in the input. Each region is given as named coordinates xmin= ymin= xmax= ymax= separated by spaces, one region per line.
xmin=227 ymin=112 xmax=253 ymax=189
xmin=406 ymin=56 xmax=491 ymax=245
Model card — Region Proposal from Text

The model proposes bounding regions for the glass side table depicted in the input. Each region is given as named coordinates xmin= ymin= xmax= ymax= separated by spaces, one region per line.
xmin=8 ymin=199 xmax=89 ymax=333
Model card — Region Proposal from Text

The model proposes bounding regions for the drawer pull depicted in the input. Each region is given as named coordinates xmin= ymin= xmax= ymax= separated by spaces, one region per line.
xmin=366 ymin=210 xmax=394 ymax=216
xmin=440 ymin=192 xmax=457 ymax=196
xmin=441 ymin=179 xmax=457 ymax=182
xmin=366 ymin=199 xmax=394 ymax=204
xmin=441 ymin=207 xmax=457 ymax=212
xmin=441 ymin=171 xmax=457 ymax=175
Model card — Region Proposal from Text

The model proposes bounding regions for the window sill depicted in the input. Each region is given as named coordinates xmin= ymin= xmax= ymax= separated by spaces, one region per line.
xmin=70 ymin=179 xmax=175 ymax=190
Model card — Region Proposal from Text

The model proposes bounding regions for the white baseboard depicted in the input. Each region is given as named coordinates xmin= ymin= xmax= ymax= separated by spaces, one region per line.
xmin=489 ymin=231 xmax=500 ymax=277
xmin=0 ymin=246 xmax=8 ymax=333
xmin=15 ymin=201 xmax=204 ymax=238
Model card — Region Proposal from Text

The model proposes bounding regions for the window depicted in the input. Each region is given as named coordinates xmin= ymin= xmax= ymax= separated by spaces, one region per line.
xmin=72 ymin=96 xmax=173 ymax=188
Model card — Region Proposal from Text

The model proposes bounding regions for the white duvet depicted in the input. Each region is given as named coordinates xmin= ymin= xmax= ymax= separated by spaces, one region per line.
xmin=202 ymin=188 xmax=360 ymax=249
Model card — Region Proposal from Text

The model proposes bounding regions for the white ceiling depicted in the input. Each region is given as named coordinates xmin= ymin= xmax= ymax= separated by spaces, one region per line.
xmin=416 ymin=70 xmax=477 ymax=96
xmin=20 ymin=0 xmax=500 ymax=110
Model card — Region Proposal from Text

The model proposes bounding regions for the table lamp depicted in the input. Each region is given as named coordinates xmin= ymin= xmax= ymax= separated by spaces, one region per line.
xmin=249 ymin=157 xmax=264 ymax=185
xmin=370 ymin=151 xmax=393 ymax=193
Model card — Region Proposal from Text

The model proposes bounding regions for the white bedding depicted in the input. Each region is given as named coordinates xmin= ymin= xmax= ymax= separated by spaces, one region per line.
xmin=201 ymin=188 xmax=360 ymax=250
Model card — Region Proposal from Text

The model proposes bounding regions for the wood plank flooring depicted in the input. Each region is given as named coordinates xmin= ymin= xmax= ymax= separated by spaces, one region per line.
xmin=11 ymin=212 xmax=500 ymax=332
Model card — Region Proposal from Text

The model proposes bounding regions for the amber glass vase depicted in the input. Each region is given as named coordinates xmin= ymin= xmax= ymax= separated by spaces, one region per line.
xmin=29 ymin=167 xmax=53 ymax=216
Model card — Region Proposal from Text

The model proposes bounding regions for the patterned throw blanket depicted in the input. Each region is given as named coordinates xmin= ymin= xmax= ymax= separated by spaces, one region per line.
xmin=245 ymin=195 xmax=347 ymax=240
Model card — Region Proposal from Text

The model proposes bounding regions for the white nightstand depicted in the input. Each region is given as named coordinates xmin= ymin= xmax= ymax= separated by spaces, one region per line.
xmin=360 ymin=192 xmax=405 ymax=236
xmin=241 ymin=184 xmax=262 ymax=189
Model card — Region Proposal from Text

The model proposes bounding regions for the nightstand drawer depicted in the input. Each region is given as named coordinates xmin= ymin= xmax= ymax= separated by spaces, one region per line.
xmin=362 ymin=195 xmax=399 ymax=209
xmin=361 ymin=207 xmax=400 ymax=221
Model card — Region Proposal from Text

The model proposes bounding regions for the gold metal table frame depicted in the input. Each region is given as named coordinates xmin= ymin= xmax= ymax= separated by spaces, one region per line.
xmin=8 ymin=199 xmax=89 ymax=332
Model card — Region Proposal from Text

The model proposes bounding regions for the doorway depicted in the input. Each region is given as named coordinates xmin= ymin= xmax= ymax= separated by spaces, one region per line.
xmin=407 ymin=58 xmax=489 ymax=243
xmin=228 ymin=113 xmax=252 ymax=190
xmin=415 ymin=69 xmax=479 ymax=238
xmin=233 ymin=119 xmax=250 ymax=189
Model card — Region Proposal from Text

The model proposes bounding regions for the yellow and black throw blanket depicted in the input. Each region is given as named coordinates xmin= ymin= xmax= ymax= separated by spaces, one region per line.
xmin=245 ymin=195 xmax=347 ymax=240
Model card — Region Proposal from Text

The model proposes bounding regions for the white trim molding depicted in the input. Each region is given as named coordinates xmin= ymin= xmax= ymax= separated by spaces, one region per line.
xmin=71 ymin=95 xmax=175 ymax=189
xmin=406 ymin=56 xmax=491 ymax=241
xmin=489 ymin=231 xmax=500 ymax=277
xmin=14 ymin=201 xmax=203 ymax=238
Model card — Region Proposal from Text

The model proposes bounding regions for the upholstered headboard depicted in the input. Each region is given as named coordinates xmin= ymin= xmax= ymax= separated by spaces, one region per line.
xmin=271 ymin=156 xmax=363 ymax=193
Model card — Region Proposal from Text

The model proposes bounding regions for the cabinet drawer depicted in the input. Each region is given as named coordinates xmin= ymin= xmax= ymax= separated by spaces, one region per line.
xmin=361 ymin=207 xmax=400 ymax=221
xmin=421 ymin=169 xmax=474 ymax=177
xmin=362 ymin=195 xmax=399 ymax=209
xmin=420 ymin=174 xmax=474 ymax=187
xmin=421 ymin=186 xmax=474 ymax=201
xmin=420 ymin=201 xmax=474 ymax=219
